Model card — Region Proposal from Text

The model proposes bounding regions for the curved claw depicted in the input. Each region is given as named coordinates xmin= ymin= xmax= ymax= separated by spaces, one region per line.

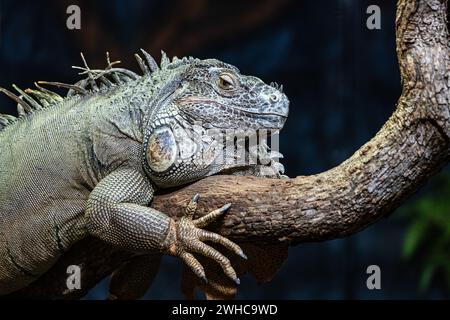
xmin=272 ymin=161 xmax=285 ymax=175
xmin=185 ymin=194 xmax=200 ymax=217
xmin=180 ymin=252 xmax=206 ymax=281
xmin=170 ymin=195 xmax=245 ymax=286
xmin=193 ymin=203 xmax=231 ymax=228
xmin=190 ymin=240 xmax=239 ymax=284
xmin=269 ymin=150 xmax=284 ymax=159
xmin=192 ymin=193 xmax=200 ymax=203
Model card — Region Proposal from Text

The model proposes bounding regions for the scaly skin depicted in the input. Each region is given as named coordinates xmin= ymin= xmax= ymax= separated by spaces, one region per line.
xmin=0 ymin=51 xmax=289 ymax=297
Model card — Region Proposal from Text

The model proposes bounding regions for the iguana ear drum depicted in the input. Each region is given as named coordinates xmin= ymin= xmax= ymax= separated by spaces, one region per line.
xmin=146 ymin=126 xmax=178 ymax=173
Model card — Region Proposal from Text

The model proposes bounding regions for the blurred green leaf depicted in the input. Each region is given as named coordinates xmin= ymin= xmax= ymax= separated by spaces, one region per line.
xmin=402 ymin=171 xmax=450 ymax=293
xmin=402 ymin=221 xmax=426 ymax=258
xmin=419 ymin=263 xmax=436 ymax=292
xmin=446 ymin=264 xmax=450 ymax=290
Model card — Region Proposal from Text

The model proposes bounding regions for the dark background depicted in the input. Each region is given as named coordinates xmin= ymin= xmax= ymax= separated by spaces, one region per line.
xmin=0 ymin=0 xmax=449 ymax=299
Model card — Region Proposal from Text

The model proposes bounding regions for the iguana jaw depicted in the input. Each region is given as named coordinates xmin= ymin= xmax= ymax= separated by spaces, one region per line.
xmin=175 ymin=95 xmax=289 ymax=131
xmin=177 ymin=97 xmax=288 ymax=118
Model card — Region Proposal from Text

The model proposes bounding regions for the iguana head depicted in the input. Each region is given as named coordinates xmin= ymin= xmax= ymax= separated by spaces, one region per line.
xmin=171 ymin=59 xmax=289 ymax=130
xmin=142 ymin=54 xmax=289 ymax=187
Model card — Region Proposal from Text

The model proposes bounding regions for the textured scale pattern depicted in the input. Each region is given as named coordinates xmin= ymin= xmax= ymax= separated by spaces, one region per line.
xmin=0 ymin=50 xmax=289 ymax=298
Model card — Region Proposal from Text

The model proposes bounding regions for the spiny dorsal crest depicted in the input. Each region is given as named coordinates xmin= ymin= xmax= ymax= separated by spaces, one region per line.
xmin=0 ymin=49 xmax=196 ymax=131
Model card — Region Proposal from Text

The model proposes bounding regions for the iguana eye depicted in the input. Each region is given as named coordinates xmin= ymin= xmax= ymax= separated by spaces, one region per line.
xmin=218 ymin=73 xmax=236 ymax=90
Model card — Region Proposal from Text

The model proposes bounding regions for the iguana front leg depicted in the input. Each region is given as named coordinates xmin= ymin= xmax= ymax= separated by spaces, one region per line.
xmin=85 ymin=168 xmax=244 ymax=288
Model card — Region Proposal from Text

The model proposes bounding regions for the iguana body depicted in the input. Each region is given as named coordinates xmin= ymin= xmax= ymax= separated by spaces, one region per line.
xmin=0 ymin=51 xmax=289 ymax=297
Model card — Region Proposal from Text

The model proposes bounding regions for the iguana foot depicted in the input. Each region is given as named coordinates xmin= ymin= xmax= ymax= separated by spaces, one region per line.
xmin=256 ymin=143 xmax=288 ymax=178
xmin=230 ymin=150 xmax=288 ymax=178
xmin=164 ymin=194 xmax=246 ymax=285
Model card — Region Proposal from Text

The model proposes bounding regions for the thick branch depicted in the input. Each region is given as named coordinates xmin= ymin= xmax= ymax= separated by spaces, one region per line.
xmin=153 ymin=0 xmax=450 ymax=245
xmin=5 ymin=0 xmax=449 ymax=299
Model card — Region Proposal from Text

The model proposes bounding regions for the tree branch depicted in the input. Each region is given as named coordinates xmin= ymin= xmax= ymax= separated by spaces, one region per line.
xmin=5 ymin=0 xmax=449 ymax=299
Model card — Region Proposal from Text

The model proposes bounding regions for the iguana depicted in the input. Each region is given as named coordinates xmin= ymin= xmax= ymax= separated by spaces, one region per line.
xmin=0 ymin=50 xmax=289 ymax=298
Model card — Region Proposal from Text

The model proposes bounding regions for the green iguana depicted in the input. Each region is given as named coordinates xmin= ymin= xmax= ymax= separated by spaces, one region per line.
xmin=0 ymin=50 xmax=289 ymax=298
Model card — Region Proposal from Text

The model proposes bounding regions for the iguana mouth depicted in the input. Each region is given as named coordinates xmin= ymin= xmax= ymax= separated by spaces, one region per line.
xmin=177 ymin=97 xmax=288 ymax=118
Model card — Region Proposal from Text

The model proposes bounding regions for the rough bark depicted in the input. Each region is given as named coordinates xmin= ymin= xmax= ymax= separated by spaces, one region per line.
xmin=5 ymin=0 xmax=450 ymax=299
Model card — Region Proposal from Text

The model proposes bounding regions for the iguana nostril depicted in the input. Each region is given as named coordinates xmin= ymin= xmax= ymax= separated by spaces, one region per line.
xmin=269 ymin=93 xmax=279 ymax=103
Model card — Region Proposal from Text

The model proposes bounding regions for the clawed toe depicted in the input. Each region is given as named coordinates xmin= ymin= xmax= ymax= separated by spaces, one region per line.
xmin=174 ymin=195 xmax=245 ymax=285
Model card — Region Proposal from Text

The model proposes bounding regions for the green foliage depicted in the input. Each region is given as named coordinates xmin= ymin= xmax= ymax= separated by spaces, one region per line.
xmin=402 ymin=172 xmax=450 ymax=292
